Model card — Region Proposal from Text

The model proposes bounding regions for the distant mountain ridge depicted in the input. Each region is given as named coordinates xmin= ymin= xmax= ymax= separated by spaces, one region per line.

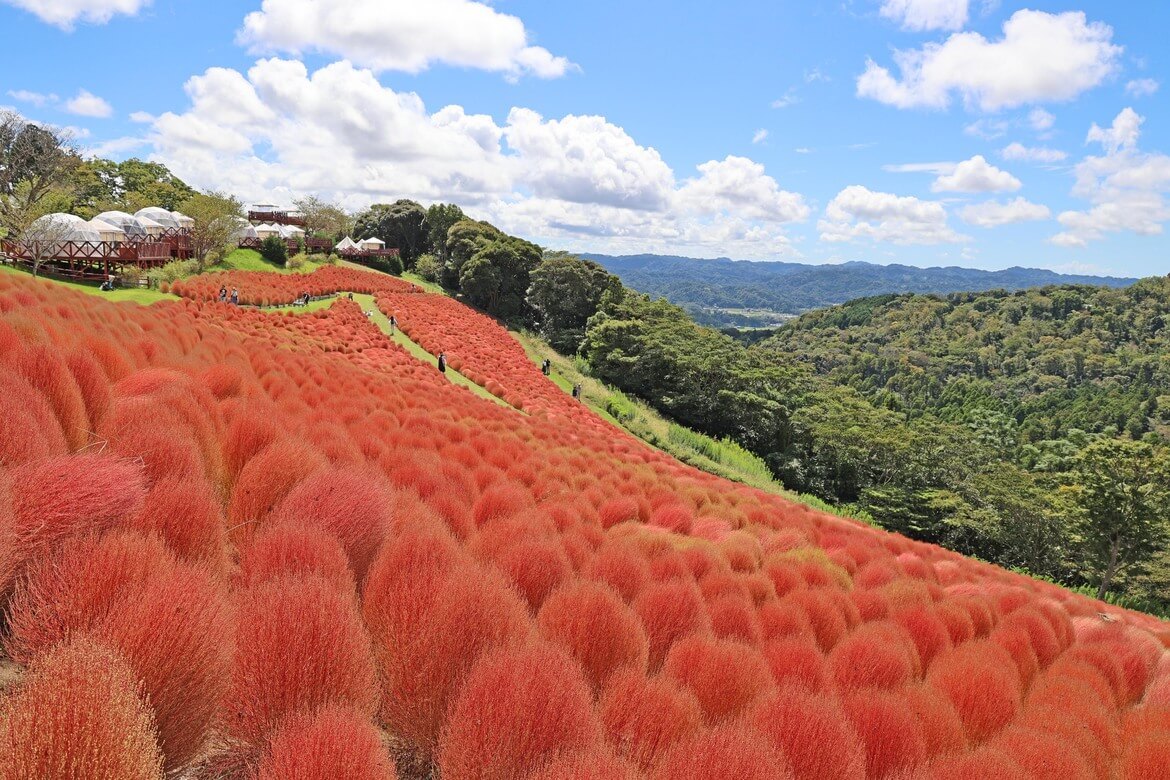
xmin=582 ymin=253 xmax=1139 ymax=326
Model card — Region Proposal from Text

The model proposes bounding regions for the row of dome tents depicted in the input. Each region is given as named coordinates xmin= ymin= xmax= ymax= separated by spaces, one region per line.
xmin=28 ymin=208 xmax=194 ymax=244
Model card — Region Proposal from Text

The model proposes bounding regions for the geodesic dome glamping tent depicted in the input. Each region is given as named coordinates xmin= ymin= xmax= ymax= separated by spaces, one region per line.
xmin=233 ymin=218 xmax=258 ymax=241
xmin=26 ymin=214 xmax=103 ymax=257
xmin=87 ymin=218 xmax=126 ymax=243
xmin=95 ymin=211 xmax=149 ymax=238
xmin=171 ymin=211 xmax=195 ymax=229
xmin=135 ymin=207 xmax=181 ymax=231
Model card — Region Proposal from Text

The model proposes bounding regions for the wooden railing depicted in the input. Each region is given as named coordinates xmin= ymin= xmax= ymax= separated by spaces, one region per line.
xmin=247 ymin=210 xmax=306 ymax=227
xmin=0 ymin=238 xmax=173 ymax=280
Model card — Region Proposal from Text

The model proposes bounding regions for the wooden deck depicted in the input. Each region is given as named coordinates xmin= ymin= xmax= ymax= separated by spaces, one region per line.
xmin=0 ymin=238 xmax=174 ymax=280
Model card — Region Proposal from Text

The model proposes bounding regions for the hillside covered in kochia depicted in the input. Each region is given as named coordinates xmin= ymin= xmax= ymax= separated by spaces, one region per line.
xmin=584 ymin=253 xmax=1138 ymax=327
xmin=579 ymin=278 xmax=1170 ymax=611
xmin=3 ymin=266 xmax=1169 ymax=778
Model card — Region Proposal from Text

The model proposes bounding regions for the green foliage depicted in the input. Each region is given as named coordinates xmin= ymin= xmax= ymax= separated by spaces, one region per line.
xmin=179 ymin=191 xmax=243 ymax=267
xmin=293 ymin=195 xmax=351 ymax=240
xmin=603 ymin=390 xmax=637 ymax=423
xmin=0 ymin=112 xmax=79 ymax=235
xmin=527 ymin=252 xmax=622 ymax=353
xmin=259 ymin=235 xmax=288 ymax=267
xmin=423 ymin=203 xmax=464 ymax=259
xmin=414 ymin=253 xmax=444 ymax=283
xmin=666 ymin=425 xmax=774 ymax=483
xmin=353 ymin=200 xmax=426 ymax=268
xmin=72 ymin=157 xmax=195 ymax=216
xmin=443 ymin=220 xmax=542 ymax=322
xmin=144 ymin=259 xmax=202 ymax=289
xmin=1066 ymin=438 xmax=1170 ymax=598
xmin=286 ymin=252 xmax=309 ymax=271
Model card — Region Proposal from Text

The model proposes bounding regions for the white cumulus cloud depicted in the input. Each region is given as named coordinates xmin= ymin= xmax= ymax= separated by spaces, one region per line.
xmin=0 ymin=0 xmax=151 ymax=29
xmin=237 ymin=0 xmax=574 ymax=80
xmin=879 ymin=0 xmax=968 ymax=32
xmin=1052 ymin=108 xmax=1170 ymax=247
xmin=1125 ymin=79 xmax=1159 ymax=98
xmin=752 ymin=129 xmax=768 ymax=144
xmin=932 ymin=155 xmax=1021 ymax=192
xmin=63 ymin=89 xmax=112 ymax=118
xmin=960 ymin=197 xmax=1051 ymax=227
xmin=857 ymin=10 xmax=1122 ymax=111
xmin=819 ymin=185 xmax=966 ymax=244
xmin=143 ymin=58 xmax=807 ymax=259
xmin=1029 ymin=108 xmax=1055 ymax=132
xmin=1001 ymin=143 xmax=1067 ymax=163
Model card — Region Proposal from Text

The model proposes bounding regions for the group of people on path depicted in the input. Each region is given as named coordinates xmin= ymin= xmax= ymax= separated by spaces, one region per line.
xmin=218 ymin=286 xmax=240 ymax=305
xmin=540 ymin=357 xmax=582 ymax=400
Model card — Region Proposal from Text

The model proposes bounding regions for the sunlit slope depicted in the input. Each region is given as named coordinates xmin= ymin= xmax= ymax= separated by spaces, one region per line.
xmin=0 ymin=268 xmax=1167 ymax=779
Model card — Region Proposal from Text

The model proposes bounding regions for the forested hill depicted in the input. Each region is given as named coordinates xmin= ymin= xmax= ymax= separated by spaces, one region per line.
xmin=758 ymin=277 xmax=1170 ymax=444
xmin=583 ymin=253 xmax=1137 ymax=327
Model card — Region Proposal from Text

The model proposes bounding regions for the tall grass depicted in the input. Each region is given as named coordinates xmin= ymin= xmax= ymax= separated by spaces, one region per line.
xmin=666 ymin=425 xmax=773 ymax=483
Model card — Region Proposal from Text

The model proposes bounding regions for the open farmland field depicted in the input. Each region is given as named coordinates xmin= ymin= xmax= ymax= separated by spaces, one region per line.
xmin=1 ymin=266 xmax=1169 ymax=780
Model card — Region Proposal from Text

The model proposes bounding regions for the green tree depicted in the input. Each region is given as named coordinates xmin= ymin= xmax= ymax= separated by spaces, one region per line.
xmin=293 ymin=195 xmax=351 ymax=240
xmin=1067 ymin=439 xmax=1170 ymax=599
xmin=527 ymin=252 xmax=622 ymax=353
xmin=443 ymin=218 xmax=500 ymax=286
xmin=0 ymin=112 xmax=79 ymax=236
xmin=71 ymin=158 xmax=196 ymax=217
xmin=459 ymin=254 xmax=503 ymax=311
xmin=353 ymin=200 xmax=426 ymax=268
xmin=423 ymin=202 xmax=464 ymax=259
xmin=259 ymin=235 xmax=288 ymax=267
xmin=414 ymin=253 xmax=443 ymax=283
xmin=180 ymin=191 xmax=243 ymax=268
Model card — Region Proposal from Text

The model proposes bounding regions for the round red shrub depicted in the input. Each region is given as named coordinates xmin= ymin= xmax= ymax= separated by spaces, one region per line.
xmin=916 ymin=747 xmax=1025 ymax=780
xmin=649 ymin=504 xmax=693 ymax=534
xmin=226 ymin=438 xmax=326 ymax=544
xmin=238 ymin=524 xmax=355 ymax=593
xmin=843 ymin=690 xmax=929 ymax=779
xmin=10 ymin=342 xmax=90 ymax=450
xmin=472 ymin=480 xmax=535 ymax=527
xmin=761 ymin=637 xmax=830 ymax=692
xmin=750 ymin=688 xmax=866 ymax=780
xmin=1121 ymin=730 xmax=1170 ymax=780
xmin=650 ymin=725 xmax=794 ymax=780
xmin=829 ymin=622 xmax=919 ymax=691
xmin=991 ymin=727 xmax=1095 ymax=780
xmin=0 ymin=371 xmax=69 ymax=467
xmin=0 ymin=638 xmax=164 ymax=780
xmin=268 ymin=467 xmax=393 ymax=583
xmin=758 ymin=600 xmax=814 ymax=641
xmin=437 ymin=641 xmax=602 ymax=780
xmin=598 ymin=497 xmax=641 ymax=530
xmin=523 ymin=749 xmax=640 ymax=780
xmin=784 ymin=588 xmax=849 ymax=652
xmin=901 ymin=683 xmax=968 ymax=760
xmin=662 ymin=634 xmax=774 ymax=724
xmin=892 ymin=604 xmax=953 ymax=667
xmin=492 ymin=536 xmax=573 ymax=612
xmin=223 ymin=575 xmax=379 ymax=746
xmin=598 ymin=668 xmax=703 ymax=772
xmin=255 ymin=705 xmax=399 ymax=780
xmin=635 ymin=578 xmax=712 ymax=670
xmin=129 ymin=476 xmax=228 ymax=575
xmin=538 ymin=579 xmax=649 ymax=691
xmin=709 ymin=594 xmax=763 ymax=645
xmin=363 ymin=541 xmax=530 ymax=760
xmin=8 ymin=453 xmax=146 ymax=567
xmin=927 ymin=640 xmax=1022 ymax=744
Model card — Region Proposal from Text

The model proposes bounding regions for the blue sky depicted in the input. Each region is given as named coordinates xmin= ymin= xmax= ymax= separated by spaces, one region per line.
xmin=1 ymin=0 xmax=1167 ymax=277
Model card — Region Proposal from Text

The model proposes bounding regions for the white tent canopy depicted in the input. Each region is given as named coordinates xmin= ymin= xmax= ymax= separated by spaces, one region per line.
xmin=135 ymin=207 xmax=181 ymax=230
xmin=136 ymin=215 xmax=165 ymax=237
xmin=95 ymin=210 xmax=149 ymax=238
xmin=171 ymin=211 xmax=195 ymax=229
xmin=253 ymin=223 xmax=281 ymax=238
xmin=87 ymin=218 xmax=125 ymax=242
xmin=359 ymin=237 xmax=385 ymax=250
xmin=335 ymin=236 xmax=358 ymax=252
xmin=29 ymin=213 xmax=99 ymax=243
xmin=278 ymin=224 xmax=305 ymax=238
xmin=233 ymin=217 xmax=258 ymax=240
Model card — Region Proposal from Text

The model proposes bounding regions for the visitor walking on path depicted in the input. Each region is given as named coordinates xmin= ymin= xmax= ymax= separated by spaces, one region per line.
xmin=438 ymin=352 xmax=447 ymax=373
xmin=572 ymin=383 xmax=581 ymax=399
xmin=230 ymin=288 xmax=239 ymax=305
xmin=389 ymin=315 xmax=397 ymax=334
xmin=219 ymin=285 xmax=227 ymax=302
xmin=541 ymin=358 xmax=551 ymax=376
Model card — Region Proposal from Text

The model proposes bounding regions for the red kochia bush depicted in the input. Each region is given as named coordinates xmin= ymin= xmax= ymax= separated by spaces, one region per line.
xmin=5 ymin=530 xmax=231 ymax=772
xmin=927 ymin=640 xmax=1022 ymax=743
xmin=437 ymin=642 xmax=602 ymax=780
xmin=8 ymin=453 xmax=146 ymax=567
xmin=651 ymin=726 xmax=794 ymax=780
xmin=238 ymin=524 xmax=355 ymax=592
xmin=0 ymin=371 xmax=68 ymax=466
xmin=523 ymin=750 xmax=640 ymax=780
xmin=662 ymin=634 xmax=774 ymax=724
xmin=255 ymin=705 xmax=399 ymax=780
xmin=226 ymin=438 xmax=326 ymax=544
xmin=363 ymin=535 xmax=529 ymax=760
xmin=634 ymin=579 xmax=712 ymax=670
xmin=129 ymin=476 xmax=228 ymax=575
xmin=762 ymin=637 xmax=831 ymax=692
xmin=223 ymin=575 xmax=379 ymax=746
xmin=843 ymin=690 xmax=928 ymax=779
xmin=10 ymin=342 xmax=90 ymax=449
xmin=598 ymin=497 xmax=641 ymax=529
xmin=538 ymin=579 xmax=649 ymax=691
xmin=991 ymin=728 xmax=1095 ymax=780
xmin=916 ymin=747 xmax=1026 ymax=780
xmin=472 ymin=480 xmax=535 ymax=527
xmin=750 ymin=688 xmax=866 ymax=780
xmin=598 ymin=668 xmax=703 ymax=772
xmin=584 ymin=540 xmax=652 ymax=602
xmin=828 ymin=622 xmax=919 ymax=691
xmin=0 ymin=638 xmax=164 ymax=780
xmin=491 ymin=535 xmax=574 ymax=611
xmin=269 ymin=467 xmax=392 ymax=583
xmin=1121 ymin=730 xmax=1170 ymax=780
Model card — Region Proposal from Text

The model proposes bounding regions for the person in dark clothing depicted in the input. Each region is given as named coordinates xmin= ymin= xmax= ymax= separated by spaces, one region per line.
xmin=389 ymin=315 xmax=397 ymax=334
xmin=230 ymin=288 xmax=239 ymax=305
xmin=541 ymin=358 xmax=551 ymax=376
xmin=219 ymin=286 xmax=227 ymax=302
xmin=347 ymin=292 xmax=354 ymax=300
xmin=572 ymin=383 xmax=581 ymax=399
xmin=438 ymin=352 xmax=447 ymax=373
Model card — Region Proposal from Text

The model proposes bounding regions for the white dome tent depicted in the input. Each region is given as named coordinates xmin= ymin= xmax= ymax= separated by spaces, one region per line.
xmin=359 ymin=237 xmax=386 ymax=251
xmin=26 ymin=214 xmax=103 ymax=258
xmin=136 ymin=215 xmax=166 ymax=237
xmin=95 ymin=211 xmax=149 ymax=238
xmin=171 ymin=211 xmax=195 ymax=229
xmin=87 ymin=218 xmax=126 ymax=243
xmin=135 ymin=207 xmax=181 ymax=231
xmin=233 ymin=218 xmax=259 ymax=241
